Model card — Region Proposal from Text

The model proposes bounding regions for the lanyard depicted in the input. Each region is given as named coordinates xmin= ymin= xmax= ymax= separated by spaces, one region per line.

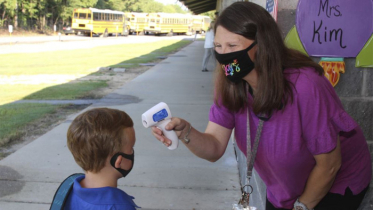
xmin=238 ymin=86 xmax=265 ymax=207
xmin=238 ymin=107 xmax=264 ymax=207
xmin=246 ymin=109 xmax=264 ymax=184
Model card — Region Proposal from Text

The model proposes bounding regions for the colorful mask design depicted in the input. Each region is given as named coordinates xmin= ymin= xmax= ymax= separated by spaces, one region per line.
xmin=215 ymin=41 xmax=257 ymax=83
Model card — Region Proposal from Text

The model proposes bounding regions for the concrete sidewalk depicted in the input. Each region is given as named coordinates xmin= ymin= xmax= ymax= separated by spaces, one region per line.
xmin=0 ymin=40 xmax=241 ymax=210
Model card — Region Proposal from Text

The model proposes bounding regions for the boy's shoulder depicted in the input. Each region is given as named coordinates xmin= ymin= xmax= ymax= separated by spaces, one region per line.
xmin=64 ymin=176 xmax=139 ymax=209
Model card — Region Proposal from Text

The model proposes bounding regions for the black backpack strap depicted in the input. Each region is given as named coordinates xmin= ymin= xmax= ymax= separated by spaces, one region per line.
xmin=50 ymin=173 xmax=84 ymax=210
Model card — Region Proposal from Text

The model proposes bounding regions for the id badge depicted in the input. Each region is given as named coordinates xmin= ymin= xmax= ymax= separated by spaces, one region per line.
xmin=232 ymin=204 xmax=257 ymax=210
xmin=234 ymin=184 xmax=256 ymax=210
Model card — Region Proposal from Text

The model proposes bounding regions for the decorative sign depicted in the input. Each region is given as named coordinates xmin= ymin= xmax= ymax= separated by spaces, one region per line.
xmin=319 ymin=58 xmax=345 ymax=86
xmin=266 ymin=0 xmax=278 ymax=21
xmin=296 ymin=0 xmax=373 ymax=57
xmin=356 ymin=34 xmax=373 ymax=67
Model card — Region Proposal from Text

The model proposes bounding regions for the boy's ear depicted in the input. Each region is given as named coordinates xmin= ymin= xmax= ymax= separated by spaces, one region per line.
xmin=114 ymin=155 xmax=122 ymax=169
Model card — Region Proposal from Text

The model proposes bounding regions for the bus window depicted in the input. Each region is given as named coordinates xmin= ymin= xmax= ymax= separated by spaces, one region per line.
xmin=74 ymin=13 xmax=78 ymax=18
xmin=157 ymin=19 xmax=160 ymax=24
xmin=150 ymin=19 xmax=155 ymax=23
xmin=105 ymin=14 xmax=109 ymax=21
xmin=79 ymin=13 xmax=86 ymax=19
xmin=88 ymin=13 xmax=91 ymax=19
xmin=131 ymin=18 xmax=135 ymax=21
xmin=120 ymin=15 xmax=123 ymax=22
xmin=93 ymin=12 xmax=98 ymax=20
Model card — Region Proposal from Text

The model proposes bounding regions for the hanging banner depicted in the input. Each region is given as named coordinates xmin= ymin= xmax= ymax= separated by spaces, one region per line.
xmin=296 ymin=0 xmax=373 ymax=57
xmin=266 ymin=0 xmax=278 ymax=22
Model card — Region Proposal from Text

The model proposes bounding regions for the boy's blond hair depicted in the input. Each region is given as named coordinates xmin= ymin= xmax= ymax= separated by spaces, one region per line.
xmin=67 ymin=108 xmax=133 ymax=173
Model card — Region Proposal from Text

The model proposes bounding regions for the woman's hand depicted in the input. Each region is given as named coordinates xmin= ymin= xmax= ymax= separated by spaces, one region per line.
xmin=151 ymin=119 xmax=233 ymax=162
xmin=151 ymin=117 xmax=189 ymax=147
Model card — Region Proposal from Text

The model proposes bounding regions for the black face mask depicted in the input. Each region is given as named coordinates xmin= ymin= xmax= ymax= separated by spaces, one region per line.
xmin=110 ymin=151 xmax=134 ymax=178
xmin=214 ymin=41 xmax=257 ymax=83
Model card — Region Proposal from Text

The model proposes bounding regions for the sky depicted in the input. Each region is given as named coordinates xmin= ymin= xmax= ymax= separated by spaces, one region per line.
xmin=154 ymin=0 xmax=180 ymax=5
xmin=154 ymin=0 xmax=188 ymax=10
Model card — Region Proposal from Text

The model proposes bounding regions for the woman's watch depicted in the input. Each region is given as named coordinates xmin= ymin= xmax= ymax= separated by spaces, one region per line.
xmin=294 ymin=198 xmax=313 ymax=210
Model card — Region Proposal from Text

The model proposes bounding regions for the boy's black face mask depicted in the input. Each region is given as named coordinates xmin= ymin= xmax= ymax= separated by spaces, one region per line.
xmin=110 ymin=151 xmax=134 ymax=178
xmin=214 ymin=41 xmax=257 ymax=83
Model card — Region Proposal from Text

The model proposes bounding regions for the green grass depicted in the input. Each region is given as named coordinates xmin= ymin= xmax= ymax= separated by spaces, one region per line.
xmin=0 ymin=39 xmax=191 ymax=104
xmin=0 ymin=39 xmax=192 ymax=76
xmin=24 ymin=81 xmax=108 ymax=100
xmin=0 ymin=39 xmax=191 ymax=148
xmin=0 ymin=103 xmax=61 ymax=146
xmin=0 ymin=84 xmax=51 ymax=104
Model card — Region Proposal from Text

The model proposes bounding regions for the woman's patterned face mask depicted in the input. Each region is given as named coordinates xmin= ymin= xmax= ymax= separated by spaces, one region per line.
xmin=215 ymin=41 xmax=257 ymax=83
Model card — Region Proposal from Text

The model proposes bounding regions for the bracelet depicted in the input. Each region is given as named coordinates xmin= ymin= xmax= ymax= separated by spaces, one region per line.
xmin=181 ymin=123 xmax=192 ymax=144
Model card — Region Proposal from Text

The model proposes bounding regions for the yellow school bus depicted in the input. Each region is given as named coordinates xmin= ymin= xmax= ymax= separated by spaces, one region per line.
xmin=125 ymin=12 xmax=149 ymax=34
xmin=144 ymin=13 xmax=192 ymax=35
xmin=191 ymin=15 xmax=211 ymax=34
xmin=72 ymin=8 xmax=128 ymax=36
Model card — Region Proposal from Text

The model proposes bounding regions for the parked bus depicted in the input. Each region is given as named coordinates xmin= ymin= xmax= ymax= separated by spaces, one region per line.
xmin=72 ymin=8 xmax=129 ymax=36
xmin=191 ymin=15 xmax=211 ymax=34
xmin=125 ymin=12 xmax=149 ymax=34
xmin=144 ymin=13 xmax=192 ymax=35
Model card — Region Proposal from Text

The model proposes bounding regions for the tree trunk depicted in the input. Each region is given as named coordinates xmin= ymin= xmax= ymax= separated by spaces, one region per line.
xmin=14 ymin=0 xmax=18 ymax=28
xmin=42 ymin=14 xmax=45 ymax=30
xmin=2 ymin=4 xmax=6 ymax=27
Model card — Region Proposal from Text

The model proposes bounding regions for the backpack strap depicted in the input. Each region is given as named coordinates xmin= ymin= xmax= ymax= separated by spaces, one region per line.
xmin=50 ymin=173 xmax=84 ymax=210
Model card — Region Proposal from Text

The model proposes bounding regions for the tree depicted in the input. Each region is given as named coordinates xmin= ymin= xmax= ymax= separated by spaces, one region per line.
xmin=201 ymin=10 xmax=216 ymax=20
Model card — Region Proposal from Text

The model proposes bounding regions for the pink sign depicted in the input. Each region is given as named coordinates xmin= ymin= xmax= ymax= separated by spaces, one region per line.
xmin=296 ymin=0 xmax=373 ymax=57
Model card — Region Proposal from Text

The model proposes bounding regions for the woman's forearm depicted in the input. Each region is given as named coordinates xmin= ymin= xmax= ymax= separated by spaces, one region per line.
xmin=180 ymin=126 xmax=227 ymax=162
xmin=298 ymin=163 xmax=339 ymax=209
xmin=298 ymin=139 xmax=342 ymax=209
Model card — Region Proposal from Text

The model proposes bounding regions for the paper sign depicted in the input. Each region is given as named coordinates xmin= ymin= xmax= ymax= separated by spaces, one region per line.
xmin=266 ymin=0 xmax=278 ymax=21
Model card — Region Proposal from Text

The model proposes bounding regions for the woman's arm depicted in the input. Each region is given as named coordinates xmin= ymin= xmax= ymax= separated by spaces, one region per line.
xmin=296 ymin=137 xmax=342 ymax=209
xmin=151 ymin=118 xmax=232 ymax=162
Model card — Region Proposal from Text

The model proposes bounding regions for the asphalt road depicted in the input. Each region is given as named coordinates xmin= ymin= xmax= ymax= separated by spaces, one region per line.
xmin=0 ymin=34 xmax=200 ymax=55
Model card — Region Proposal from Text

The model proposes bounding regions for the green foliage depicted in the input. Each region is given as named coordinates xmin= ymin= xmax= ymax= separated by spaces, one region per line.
xmin=0 ymin=0 xmax=187 ymax=29
xmin=201 ymin=10 xmax=216 ymax=20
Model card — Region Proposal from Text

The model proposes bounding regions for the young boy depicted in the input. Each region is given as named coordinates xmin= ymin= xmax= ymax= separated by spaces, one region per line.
xmin=65 ymin=108 xmax=139 ymax=210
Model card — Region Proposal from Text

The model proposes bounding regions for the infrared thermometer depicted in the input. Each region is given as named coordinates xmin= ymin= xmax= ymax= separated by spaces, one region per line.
xmin=142 ymin=102 xmax=179 ymax=150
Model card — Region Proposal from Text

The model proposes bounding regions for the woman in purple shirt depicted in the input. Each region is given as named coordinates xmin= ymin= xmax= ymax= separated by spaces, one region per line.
xmin=151 ymin=2 xmax=371 ymax=210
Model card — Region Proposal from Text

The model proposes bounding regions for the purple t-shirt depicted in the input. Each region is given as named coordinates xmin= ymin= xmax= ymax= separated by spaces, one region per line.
xmin=209 ymin=67 xmax=372 ymax=209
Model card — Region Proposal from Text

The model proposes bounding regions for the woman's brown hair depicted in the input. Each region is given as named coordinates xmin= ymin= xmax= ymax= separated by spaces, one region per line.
xmin=214 ymin=2 xmax=324 ymax=115
xmin=67 ymin=108 xmax=133 ymax=173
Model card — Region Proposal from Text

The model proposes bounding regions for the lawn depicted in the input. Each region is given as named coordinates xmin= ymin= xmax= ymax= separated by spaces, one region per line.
xmin=0 ymin=39 xmax=192 ymax=76
xmin=0 ymin=39 xmax=191 ymax=104
xmin=0 ymin=38 xmax=192 ymax=147
xmin=0 ymin=103 xmax=61 ymax=147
